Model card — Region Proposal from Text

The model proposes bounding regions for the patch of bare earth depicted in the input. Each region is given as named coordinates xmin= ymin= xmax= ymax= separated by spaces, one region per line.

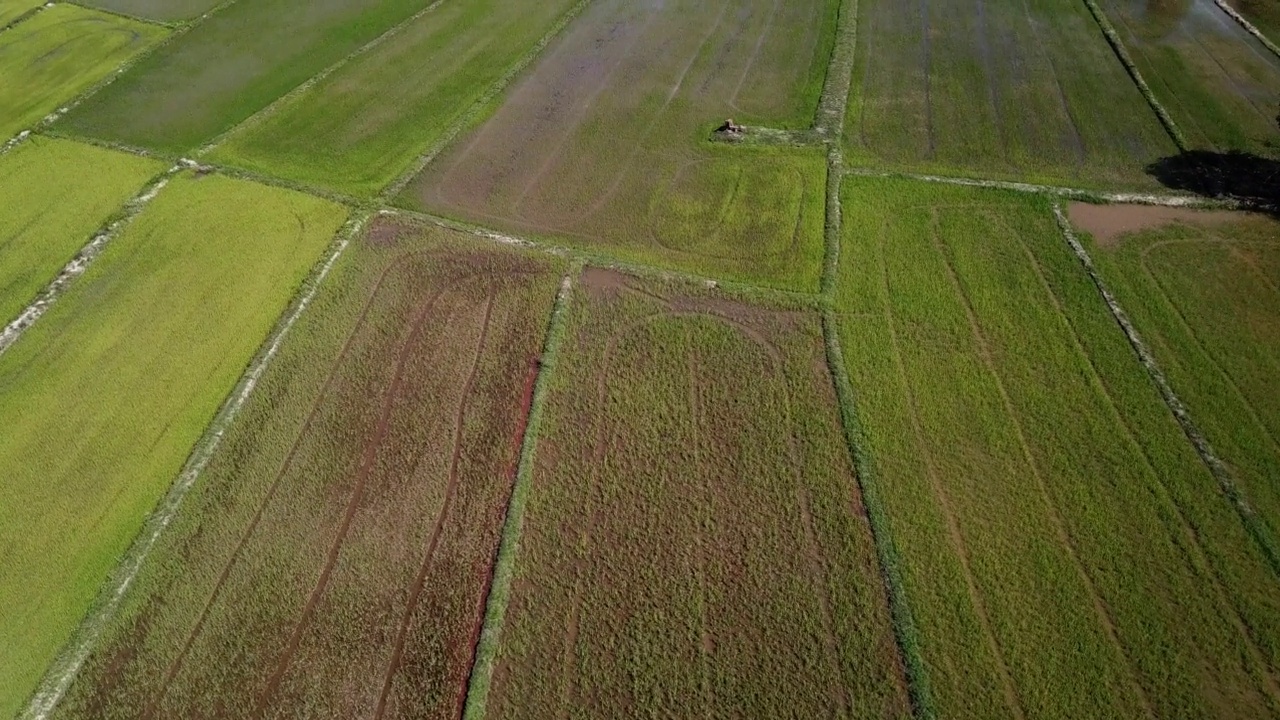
xmin=1068 ymin=202 xmax=1250 ymax=248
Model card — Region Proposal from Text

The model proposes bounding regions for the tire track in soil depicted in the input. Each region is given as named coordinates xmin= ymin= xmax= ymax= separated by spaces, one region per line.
xmin=372 ymin=284 xmax=498 ymax=720
xmin=1009 ymin=215 xmax=1280 ymax=708
xmin=138 ymin=253 xmax=434 ymax=720
xmin=454 ymin=354 xmax=541 ymax=719
xmin=930 ymin=208 xmax=1157 ymax=719
xmin=253 ymin=279 xmax=458 ymax=715
xmin=877 ymin=214 xmax=1027 ymax=720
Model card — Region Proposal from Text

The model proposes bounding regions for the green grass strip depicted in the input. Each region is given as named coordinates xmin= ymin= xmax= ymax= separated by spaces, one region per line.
xmin=461 ymin=270 xmax=576 ymax=720
xmin=1079 ymin=0 xmax=1189 ymax=152
xmin=1051 ymin=203 xmax=1280 ymax=579
xmin=821 ymin=309 xmax=936 ymax=720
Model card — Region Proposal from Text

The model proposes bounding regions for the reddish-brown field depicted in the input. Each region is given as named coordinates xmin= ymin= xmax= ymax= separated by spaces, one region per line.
xmin=480 ymin=269 xmax=911 ymax=718
xmin=400 ymin=0 xmax=835 ymax=291
xmin=53 ymin=220 xmax=564 ymax=720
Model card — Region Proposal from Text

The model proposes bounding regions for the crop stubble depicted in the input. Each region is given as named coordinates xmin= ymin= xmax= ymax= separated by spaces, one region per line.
xmin=481 ymin=269 xmax=910 ymax=718
xmin=844 ymin=0 xmax=1177 ymax=187
xmin=836 ymin=176 xmax=1280 ymax=719
xmin=402 ymin=0 xmax=836 ymax=292
xmin=51 ymin=220 xmax=564 ymax=720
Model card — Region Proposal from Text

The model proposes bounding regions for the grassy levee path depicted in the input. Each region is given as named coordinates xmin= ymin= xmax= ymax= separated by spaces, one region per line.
xmin=832 ymin=175 xmax=1280 ymax=719
xmin=0 ymin=173 xmax=347 ymax=719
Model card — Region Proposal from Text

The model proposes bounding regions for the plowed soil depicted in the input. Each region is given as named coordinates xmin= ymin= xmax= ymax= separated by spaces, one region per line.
xmin=1068 ymin=201 xmax=1248 ymax=247
xmin=53 ymin=220 xmax=564 ymax=720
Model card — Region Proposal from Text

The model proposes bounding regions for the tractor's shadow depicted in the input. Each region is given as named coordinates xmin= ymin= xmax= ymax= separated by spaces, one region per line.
xmin=1147 ymin=150 xmax=1280 ymax=218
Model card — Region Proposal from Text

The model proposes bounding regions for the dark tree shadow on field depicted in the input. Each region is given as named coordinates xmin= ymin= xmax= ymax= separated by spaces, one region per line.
xmin=1147 ymin=150 xmax=1280 ymax=218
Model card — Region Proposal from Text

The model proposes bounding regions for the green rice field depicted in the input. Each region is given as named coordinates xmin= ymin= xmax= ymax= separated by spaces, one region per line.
xmin=2 ymin=0 xmax=1279 ymax=715
xmin=0 ymin=4 xmax=166 ymax=139
xmin=0 ymin=173 xmax=345 ymax=718
xmin=0 ymin=136 xmax=164 ymax=323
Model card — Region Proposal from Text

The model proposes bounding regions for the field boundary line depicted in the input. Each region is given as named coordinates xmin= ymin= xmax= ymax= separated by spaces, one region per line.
xmin=844 ymin=167 xmax=1236 ymax=207
xmin=821 ymin=310 xmax=937 ymax=720
xmin=0 ymin=164 xmax=179 ymax=356
xmin=18 ymin=211 xmax=369 ymax=720
xmin=1078 ymin=0 xmax=1190 ymax=151
xmin=1212 ymin=0 xmax=1280 ymax=59
xmin=1051 ymin=203 xmax=1280 ymax=578
xmin=815 ymin=0 xmax=935 ymax=715
xmin=460 ymin=271 xmax=575 ymax=720
xmin=379 ymin=208 xmax=821 ymax=308
xmin=0 ymin=0 xmax=250 ymax=156
xmin=378 ymin=0 xmax=593 ymax=202
xmin=194 ymin=0 xmax=449 ymax=156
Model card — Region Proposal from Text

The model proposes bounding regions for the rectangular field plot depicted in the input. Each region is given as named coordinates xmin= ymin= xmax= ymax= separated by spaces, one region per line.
xmin=0 ymin=136 xmax=164 ymax=324
xmin=1098 ymin=0 xmax=1280 ymax=153
xmin=402 ymin=0 xmax=835 ymax=292
xmin=836 ymin=177 xmax=1280 ymax=719
xmin=53 ymin=221 xmax=565 ymax=720
xmin=844 ymin=0 xmax=1177 ymax=187
xmin=481 ymin=270 xmax=911 ymax=719
xmin=0 ymin=173 xmax=345 ymax=719
xmin=0 ymin=4 xmax=166 ymax=139
xmin=1072 ymin=203 xmax=1280 ymax=587
xmin=57 ymin=0 xmax=435 ymax=153
xmin=209 ymin=0 xmax=579 ymax=197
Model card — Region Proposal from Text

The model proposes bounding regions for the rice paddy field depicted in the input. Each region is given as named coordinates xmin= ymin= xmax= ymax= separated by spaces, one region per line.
xmin=50 ymin=222 xmax=563 ymax=719
xmin=1096 ymin=0 xmax=1280 ymax=153
xmin=478 ymin=269 xmax=909 ymax=719
xmin=0 ymin=4 xmax=166 ymax=139
xmin=401 ymin=0 xmax=834 ymax=291
xmin=0 ymin=136 xmax=163 ymax=323
xmin=0 ymin=172 xmax=346 ymax=718
xmin=3 ymin=0 xmax=1280 ymax=715
xmin=844 ymin=0 xmax=1178 ymax=187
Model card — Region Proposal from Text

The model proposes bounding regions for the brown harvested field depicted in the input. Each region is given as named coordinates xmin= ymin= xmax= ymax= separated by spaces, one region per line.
xmin=52 ymin=220 xmax=565 ymax=720
xmin=480 ymin=268 xmax=911 ymax=718
xmin=1067 ymin=201 xmax=1245 ymax=246
xmin=399 ymin=0 xmax=835 ymax=292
